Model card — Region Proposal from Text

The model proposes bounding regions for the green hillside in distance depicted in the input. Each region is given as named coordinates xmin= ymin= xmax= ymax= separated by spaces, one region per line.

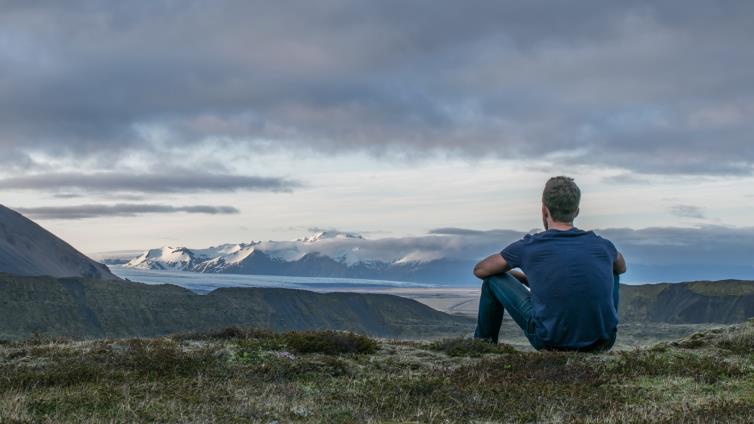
xmin=0 ymin=273 xmax=471 ymax=341
xmin=620 ymin=280 xmax=754 ymax=324
xmin=2 ymin=273 xmax=753 ymax=342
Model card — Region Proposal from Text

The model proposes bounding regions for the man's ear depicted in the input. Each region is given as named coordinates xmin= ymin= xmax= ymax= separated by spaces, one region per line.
xmin=574 ymin=208 xmax=580 ymax=219
xmin=541 ymin=204 xmax=550 ymax=218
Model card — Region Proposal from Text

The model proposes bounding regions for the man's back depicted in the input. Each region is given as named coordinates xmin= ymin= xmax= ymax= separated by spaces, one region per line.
xmin=501 ymin=228 xmax=618 ymax=349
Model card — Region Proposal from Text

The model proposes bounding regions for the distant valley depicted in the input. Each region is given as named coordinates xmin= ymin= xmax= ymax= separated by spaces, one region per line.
xmin=0 ymin=206 xmax=472 ymax=340
xmin=1 ymin=204 xmax=753 ymax=343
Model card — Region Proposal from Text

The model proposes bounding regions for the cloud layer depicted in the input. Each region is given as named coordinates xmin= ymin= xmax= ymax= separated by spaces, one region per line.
xmin=1 ymin=1 xmax=753 ymax=174
xmin=0 ymin=172 xmax=299 ymax=194
xmin=16 ymin=204 xmax=240 ymax=220
xmin=424 ymin=226 xmax=754 ymax=269
xmin=119 ymin=225 xmax=754 ymax=283
xmin=669 ymin=205 xmax=705 ymax=219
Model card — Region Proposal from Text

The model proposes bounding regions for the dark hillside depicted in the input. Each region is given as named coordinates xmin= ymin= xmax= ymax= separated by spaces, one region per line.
xmin=0 ymin=274 xmax=471 ymax=340
xmin=620 ymin=280 xmax=754 ymax=323
xmin=0 ymin=205 xmax=118 ymax=281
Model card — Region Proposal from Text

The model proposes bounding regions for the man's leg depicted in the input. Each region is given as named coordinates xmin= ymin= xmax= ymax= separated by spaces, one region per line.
xmin=474 ymin=272 xmax=534 ymax=344
xmin=474 ymin=276 xmax=505 ymax=342
xmin=604 ymin=273 xmax=620 ymax=351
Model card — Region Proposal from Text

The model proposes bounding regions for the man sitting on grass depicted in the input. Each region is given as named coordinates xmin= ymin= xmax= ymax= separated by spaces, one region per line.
xmin=473 ymin=176 xmax=627 ymax=352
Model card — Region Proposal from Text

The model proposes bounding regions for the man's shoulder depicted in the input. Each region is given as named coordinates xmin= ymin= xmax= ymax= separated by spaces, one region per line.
xmin=586 ymin=231 xmax=619 ymax=256
xmin=588 ymin=230 xmax=616 ymax=245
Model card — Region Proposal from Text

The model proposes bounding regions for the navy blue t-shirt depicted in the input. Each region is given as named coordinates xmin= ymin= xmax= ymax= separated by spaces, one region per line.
xmin=501 ymin=228 xmax=618 ymax=349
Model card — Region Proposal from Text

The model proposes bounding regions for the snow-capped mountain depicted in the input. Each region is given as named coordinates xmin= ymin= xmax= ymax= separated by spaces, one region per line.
xmin=126 ymin=247 xmax=197 ymax=270
xmin=120 ymin=230 xmax=491 ymax=285
xmin=125 ymin=243 xmax=259 ymax=271
xmin=297 ymin=230 xmax=364 ymax=243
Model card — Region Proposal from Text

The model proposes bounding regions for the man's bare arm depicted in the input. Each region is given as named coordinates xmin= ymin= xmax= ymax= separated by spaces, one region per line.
xmin=509 ymin=269 xmax=529 ymax=286
xmin=614 ymin=252 xmax=627 ymax=275
xmin=473 ymin=254 xmax=510 ymax=279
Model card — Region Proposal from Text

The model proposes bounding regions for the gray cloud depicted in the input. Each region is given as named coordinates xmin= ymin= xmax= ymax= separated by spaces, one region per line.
xmin=0 ymin=1 xmax=752 ymax=174
xmin=669 ymin=205 xmax=706 ymax=219
xmin=51 ymin=193 xmax=84 ymax=199
xmin=429 ymin=228 xmax=487 ymax=236
xmin=602 ymin=174 xmax=651 ymax=185
xmin=0 ymin=172 xmax=300 ymax=194
xmin=427 ymin=227 xmax=527 ymax=238
xmin=16 ymin=204 xmax=240 ymax=220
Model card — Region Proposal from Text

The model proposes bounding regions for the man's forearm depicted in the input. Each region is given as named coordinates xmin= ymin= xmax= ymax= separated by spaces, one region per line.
xmin=509 ymin=270 xmax=529 ymax=286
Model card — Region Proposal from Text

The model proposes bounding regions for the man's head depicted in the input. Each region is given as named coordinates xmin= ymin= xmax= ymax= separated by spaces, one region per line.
xmin=542 ymin=176 xmax=580 ymax=229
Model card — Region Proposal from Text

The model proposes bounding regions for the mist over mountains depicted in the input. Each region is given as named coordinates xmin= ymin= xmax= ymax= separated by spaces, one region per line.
xmin=116 ymin=226 xmax=754 ymax=285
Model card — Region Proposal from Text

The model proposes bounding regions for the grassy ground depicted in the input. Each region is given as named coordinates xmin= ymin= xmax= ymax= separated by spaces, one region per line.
xmin=0 ymin=321 xmax=752 ymax=423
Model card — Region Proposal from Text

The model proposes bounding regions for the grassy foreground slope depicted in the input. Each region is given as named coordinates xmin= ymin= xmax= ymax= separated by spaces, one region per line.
xmin=0 ymin=274 xmax=472 ymax=340
xmin=1 ymin=321 xmax=752 ymax=423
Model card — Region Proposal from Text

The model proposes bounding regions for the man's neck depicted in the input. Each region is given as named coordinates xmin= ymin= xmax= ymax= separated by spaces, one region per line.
xmin=548 ymin=222 xmax=574 ymax=231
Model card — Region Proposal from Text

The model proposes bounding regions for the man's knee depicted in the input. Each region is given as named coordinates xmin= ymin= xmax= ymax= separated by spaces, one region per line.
xmin=480 ymin=277 xmax=494 ymax=296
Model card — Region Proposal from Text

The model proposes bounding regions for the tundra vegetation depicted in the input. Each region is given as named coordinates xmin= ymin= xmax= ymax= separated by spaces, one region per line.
xmin=0 ymin=321 xmax=752 ymax=423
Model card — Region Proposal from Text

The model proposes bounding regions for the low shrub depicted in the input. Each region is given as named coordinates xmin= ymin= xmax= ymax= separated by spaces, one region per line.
xmin=717 ymin=327 xmax=754 ymax=354
xmin=428 ymin=338 xmax=516 ymax=357
xmin=177 ymin=327 xmax=277 ymax=341
xmin=282 ymin=331 xmax=378 ymax=355
xmin=117 ymin=339 xmax=220 ymax=378
xmin=612 ymin=350 xmax=746 ymax=384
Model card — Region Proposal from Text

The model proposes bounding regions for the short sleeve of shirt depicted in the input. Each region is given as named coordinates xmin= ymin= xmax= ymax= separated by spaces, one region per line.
xmin=602 ymin=238 xmax=618 ymax=262
xmin=500 ymin=235 xmax=529 ymax=269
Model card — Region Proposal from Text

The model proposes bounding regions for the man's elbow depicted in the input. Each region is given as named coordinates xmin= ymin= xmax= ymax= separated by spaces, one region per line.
xmin=614 ymin=253 xmax=628 ymax=275
xmin=473 ymin=264 xmax=487 ymax=279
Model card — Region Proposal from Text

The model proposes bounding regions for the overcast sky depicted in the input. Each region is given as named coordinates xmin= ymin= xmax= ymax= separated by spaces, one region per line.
xmin=1 ymin=1 xmax=753 ymax=263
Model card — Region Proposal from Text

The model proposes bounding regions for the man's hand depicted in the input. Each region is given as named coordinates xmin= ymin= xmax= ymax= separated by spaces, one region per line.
xmin=473 ymin=254 xmax=510 ymax=279
xmin=614 ymin=252 xmax=627 ymax=275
